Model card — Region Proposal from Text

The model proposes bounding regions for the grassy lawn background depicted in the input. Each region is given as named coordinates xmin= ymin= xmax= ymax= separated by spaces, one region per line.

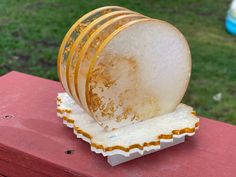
xmin=0 ymin=0 xmax=235 ymax=124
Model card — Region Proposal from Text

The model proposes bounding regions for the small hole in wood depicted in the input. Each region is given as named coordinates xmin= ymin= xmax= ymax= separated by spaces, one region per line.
xmin=0 ymin=114 xmax=14 ymax=120
xmin=65 ymin=150 xmax=75 ymax=155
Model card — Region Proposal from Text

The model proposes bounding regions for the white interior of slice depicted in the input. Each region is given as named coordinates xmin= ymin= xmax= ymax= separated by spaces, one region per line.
xmin=87 ymin=20 xmax=191 ymax=129
xmin=57 ymin=92 xmax=199 ymax=157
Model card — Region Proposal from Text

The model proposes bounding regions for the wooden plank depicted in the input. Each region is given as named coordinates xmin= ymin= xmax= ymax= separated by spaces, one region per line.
xmin=0 ymin=71 xmax=236 ymax=177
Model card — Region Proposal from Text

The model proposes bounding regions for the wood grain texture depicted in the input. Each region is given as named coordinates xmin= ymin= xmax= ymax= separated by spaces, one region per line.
xmin=0 ymin=71 xmax=236 ymax=177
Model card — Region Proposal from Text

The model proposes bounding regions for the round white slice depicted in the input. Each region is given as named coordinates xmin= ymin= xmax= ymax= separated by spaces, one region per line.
xmin=86 ymin=19 xmax=191 ymax=129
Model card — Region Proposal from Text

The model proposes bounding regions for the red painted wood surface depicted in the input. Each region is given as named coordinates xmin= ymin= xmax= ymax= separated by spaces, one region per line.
xmin=0 ymin=71 xmax=235 ymax=177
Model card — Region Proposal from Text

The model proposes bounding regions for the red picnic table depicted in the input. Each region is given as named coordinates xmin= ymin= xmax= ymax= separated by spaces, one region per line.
xmin=0 ymin=71 xmax=235 ymax=177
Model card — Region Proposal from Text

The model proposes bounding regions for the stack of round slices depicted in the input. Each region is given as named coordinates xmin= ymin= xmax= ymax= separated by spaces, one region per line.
xmin=57 ymin=6 xmax=192 ymax=130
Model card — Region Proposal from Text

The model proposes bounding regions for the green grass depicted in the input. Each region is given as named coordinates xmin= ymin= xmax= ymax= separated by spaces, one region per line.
xmin=0 ymin=0 xmax=236 ymax=124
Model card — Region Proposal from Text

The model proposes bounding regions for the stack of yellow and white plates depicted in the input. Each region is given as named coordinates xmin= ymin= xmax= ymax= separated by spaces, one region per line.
xmin=56 ymin=7 xmax=199 ymax=163
xmin=57 ymin=6 xmax=192 ymax=131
